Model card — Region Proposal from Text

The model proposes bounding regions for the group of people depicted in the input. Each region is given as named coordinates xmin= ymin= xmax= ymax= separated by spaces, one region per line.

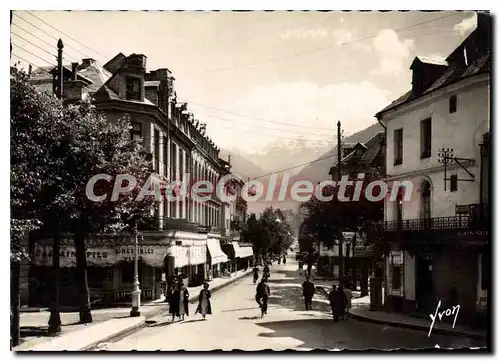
xmin=328 ymin=283 xmax=353 ymax=322
xmin=253 ymin=264 xmax=271 ymax=318
xmin=253 ymin=264 xmax=270 ymax=284
xmin=166 ymin=279 xmax=213 ymax=322
xmin=301 ymin=275 xmax=353 ymax=321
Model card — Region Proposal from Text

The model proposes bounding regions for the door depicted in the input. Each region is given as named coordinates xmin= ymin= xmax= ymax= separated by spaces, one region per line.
xmin=415 ymin=256 xmax=434 ymax=313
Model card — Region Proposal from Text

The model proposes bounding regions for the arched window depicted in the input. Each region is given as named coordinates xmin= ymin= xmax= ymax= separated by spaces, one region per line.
xmin=421 ymin=181 xmax=431 ymax=220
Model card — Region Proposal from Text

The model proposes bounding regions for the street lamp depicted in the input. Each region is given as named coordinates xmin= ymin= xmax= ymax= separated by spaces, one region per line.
xmin=130 ymin=225 xmax=143 ymax=317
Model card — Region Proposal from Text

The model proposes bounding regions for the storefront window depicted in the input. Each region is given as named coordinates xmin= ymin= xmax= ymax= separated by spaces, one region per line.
xmin=87 ymin=267 xmax=105 ymax=288
xmin=482 ymin=252 xmax=489 ymax=290
xmin=392 ymin=265 xmax=401 ymax=290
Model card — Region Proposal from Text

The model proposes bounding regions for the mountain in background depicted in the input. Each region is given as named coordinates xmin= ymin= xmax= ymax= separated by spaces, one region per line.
xmin=221 ymin=122 xmax=384 ymax=216
xmin=219 ymin=148 xmax=265 ymax=179
xmin=245 ymin=121 xmax=384 ymax=215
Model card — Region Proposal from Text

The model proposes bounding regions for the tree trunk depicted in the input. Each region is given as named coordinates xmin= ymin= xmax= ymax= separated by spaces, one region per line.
xmin=48 ymin=231 xmax=62 ymax=335
xmin=10 ymin=261 xmax=21 ymax=348
xmin=361 ymin=260 xmax=369 ymax=296
xmin=74 ymin=232 xmax=92 ymax=324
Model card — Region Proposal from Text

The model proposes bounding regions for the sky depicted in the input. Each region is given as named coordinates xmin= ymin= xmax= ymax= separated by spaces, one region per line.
xmin=10 ymin=10 xmax=478 ymax=154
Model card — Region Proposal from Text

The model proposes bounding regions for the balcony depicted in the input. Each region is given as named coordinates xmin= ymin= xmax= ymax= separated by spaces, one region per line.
xmin=367 ymin=209 xmax=489 ymax=246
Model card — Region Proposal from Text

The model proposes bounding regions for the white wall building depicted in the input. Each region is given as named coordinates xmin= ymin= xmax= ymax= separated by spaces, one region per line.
xmin=374 ymin=13 xmax=490 ymax=324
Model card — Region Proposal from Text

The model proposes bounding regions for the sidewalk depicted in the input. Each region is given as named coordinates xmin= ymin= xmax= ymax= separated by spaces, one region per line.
xmin=14 ymin=268 xmax=253 ymax=351
xmin=349 ymin=304 xmax=487 ymax=340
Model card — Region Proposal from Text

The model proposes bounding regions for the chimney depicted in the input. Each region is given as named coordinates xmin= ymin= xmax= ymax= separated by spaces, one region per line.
xmin=71 ymin=62 xmax=78 ymax=81
xmin=81 ymin=58 xmax=95 ymax=68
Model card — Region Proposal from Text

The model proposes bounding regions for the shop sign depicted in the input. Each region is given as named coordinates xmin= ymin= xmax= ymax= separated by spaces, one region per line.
xmin=114 ymin=289 xmax=153 ymax=302
xmin=33 ymin=243 xmax=168 ymax=268
xmin=33 ymin=245 xmax=116 ymax=268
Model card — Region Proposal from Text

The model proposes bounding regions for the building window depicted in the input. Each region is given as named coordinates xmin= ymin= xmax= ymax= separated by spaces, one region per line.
xmin=125 ymin=77 xmax=141 ymax=101
xmin=392 ymin=265 xmax=401 ymax=290
xmin=421 ymin=181 xmax=431 ymax=220
xmin=449 ymin=95 xmax=457 ymax=113
xmin=154 ymin=128 xmax=160 ymax=173
xmin=420 ymin=118 xmax=432 ymax=159
xmin=395 ymin=193 xmax=403 ymax=222
xmin=394 ymin=128 xmax=403 ymax=166
xmin=130 ymin=122 xmax=142 ymax=142
xmin=450 ymin=174 xmax=458 ymax=192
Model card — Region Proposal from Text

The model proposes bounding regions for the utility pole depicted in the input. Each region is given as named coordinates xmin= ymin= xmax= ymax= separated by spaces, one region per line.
xmin=130 ymin=223 xmax=142 ymax=317
xmin=337 ymin=120 xmax=343 ymax=283
xmin=56 ymin=39 xmax=64 ymax=99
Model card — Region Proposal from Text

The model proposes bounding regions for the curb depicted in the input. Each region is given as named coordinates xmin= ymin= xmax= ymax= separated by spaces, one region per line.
xmin=81 ymin=318 xmax=146 ymax=351
xmin=87 ymin=270 xmax=253 ymax=350
xmin=349 ymin=310 xmax=486 ymax=341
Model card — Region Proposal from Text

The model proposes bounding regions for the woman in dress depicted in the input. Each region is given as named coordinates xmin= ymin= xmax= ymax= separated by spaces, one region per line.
xmin=195 ymin=282 xmax=212 ymax=320
xmin=169 ymin=283 xmax=190 ymax=322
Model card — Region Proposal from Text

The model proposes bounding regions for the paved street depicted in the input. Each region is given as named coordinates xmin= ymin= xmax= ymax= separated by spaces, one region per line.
xmin=94 ymin=258 xmax=484 ymax=351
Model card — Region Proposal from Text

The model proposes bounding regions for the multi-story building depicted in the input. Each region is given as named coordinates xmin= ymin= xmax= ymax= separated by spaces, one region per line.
xmin=323 ymin=132 xmax=385 ymax=288
xmin=26 ymin=51 xmax=253 ymax=306
xmin=369 ymin=13 xmax=490 ymax=326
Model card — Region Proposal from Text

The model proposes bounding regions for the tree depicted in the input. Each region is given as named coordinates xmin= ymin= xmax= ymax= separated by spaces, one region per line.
xmin=300 ymin=167 xmax=385 ymax=279
xmin=52 ymin=102 xmax=156 ymax=323
xmin=10 ymin=67 xmax=69 ymax=344
xmin=244 ymin=208 xmax=294 ymax=260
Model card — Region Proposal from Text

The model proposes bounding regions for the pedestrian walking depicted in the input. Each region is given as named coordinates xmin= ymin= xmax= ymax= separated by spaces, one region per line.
xmin=337 ymin=284 xmax=348 ymax=321
xmin=328 ymin=284 xmax=346 ymax=322
xmin=195 ymin=282 xmax=212 ymax=320
xmin=255 ymin=278 xmax=270 ymax=318
xmin=263 ymin=264 xmax=270 ymax=279
xmin=298 ymin=259 xmax=304 ymax=275
xmin=252 ymin=266 xmax=260 ymax=284
xmin=283 ymin=255 xmax=286 ymax=265
xmin=278 ymin=256 xmax=281 ymax=265
xmin=301 ymin=276 xmax=315 ymax=311
xmin=169 ymin=283 xmax=190 ymax=322
xmin=343 ymin=282 xmax=353 ymax=319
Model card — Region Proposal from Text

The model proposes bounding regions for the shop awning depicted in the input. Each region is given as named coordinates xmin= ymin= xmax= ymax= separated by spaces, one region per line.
xmin=231 ymin=242 xmax=247 ymax=258
xmin=189 ymin=244 xmax=207 ymax=266
xmin=33 ymin=243 xmax=169 ymax=268
xmin=207 ymin=239 xmax=228 ymax=265
xmin=239 ymin=246 xmax=254 ymax=258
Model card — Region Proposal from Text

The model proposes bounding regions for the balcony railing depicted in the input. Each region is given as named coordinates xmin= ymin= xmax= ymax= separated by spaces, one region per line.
xmin=368 ymin=214 xmax=489 ymax=234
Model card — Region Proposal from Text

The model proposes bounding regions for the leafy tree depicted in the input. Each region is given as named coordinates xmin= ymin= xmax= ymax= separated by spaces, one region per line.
xmin=53 ymin=102 xmax=157 ymax=323
xmin=300 ymin=167 xmax=385 ymax=278
xmin=10 ymin=67 xmax=69 ymax=343
xmin=244 ymin=208 xmax=294 ymax=261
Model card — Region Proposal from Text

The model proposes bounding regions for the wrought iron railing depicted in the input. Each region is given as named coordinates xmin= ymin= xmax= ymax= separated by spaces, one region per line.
xmin=369 ymin=214 xmax=488 ymax=233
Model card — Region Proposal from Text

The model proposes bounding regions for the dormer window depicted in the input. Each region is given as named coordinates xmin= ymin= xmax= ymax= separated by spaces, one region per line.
xmin=125 ymin=77 xmax=141 ymax=101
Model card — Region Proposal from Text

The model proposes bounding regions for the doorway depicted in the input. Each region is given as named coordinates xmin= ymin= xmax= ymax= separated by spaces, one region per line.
xmin=415 ymin=256 xmax=434 ymax=314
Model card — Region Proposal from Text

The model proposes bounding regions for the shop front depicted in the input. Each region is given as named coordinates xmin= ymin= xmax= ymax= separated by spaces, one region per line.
xmin=238 ymin=244 xmax=254 ymax=270
xmin=206 ymin=235 xmax=228 ymax=280
xmin=163 ymin=231 xmax=207 ymax=288
xmin=30 ymin=233 xmax=171 ymax=307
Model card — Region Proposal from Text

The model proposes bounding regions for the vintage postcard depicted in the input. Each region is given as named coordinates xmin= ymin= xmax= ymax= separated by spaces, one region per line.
xmin=10 ymin=8 xmax=491 ymax=352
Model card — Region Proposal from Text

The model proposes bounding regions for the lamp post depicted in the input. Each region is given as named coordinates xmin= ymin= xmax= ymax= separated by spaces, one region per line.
xmin=130 ymin=225 xmax=142 ymax=317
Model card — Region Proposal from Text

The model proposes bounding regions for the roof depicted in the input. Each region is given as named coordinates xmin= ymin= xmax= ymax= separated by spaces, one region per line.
xmin=414 ymin=56 xmax=448 ymax=67
xmin=145 ymin=80 xmax=160 ymax=87
xmin=376 ymin=52 xmax=490 ymax=118
xmin=78 ymin=62 xmax=112 ymax=94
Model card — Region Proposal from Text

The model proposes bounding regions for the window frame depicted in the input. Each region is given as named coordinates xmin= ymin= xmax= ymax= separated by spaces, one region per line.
xmin=420 ymin=118 xmax=432 ymax=159
xmin=394 ymin=128 xmax=403 ymax=166
xmin=449 ymin=95 xmax=457 ymax=114
xmin=450 ymin=174 xmax=458 ymax=192
xmin=125 ymin=76 xmax=142 ymax=101
xmin=130 ymin=122 xmax=142 ymax=142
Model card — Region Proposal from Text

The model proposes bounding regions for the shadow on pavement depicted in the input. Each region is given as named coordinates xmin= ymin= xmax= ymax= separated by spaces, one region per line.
xmin=266 ymin=280 xmax=332 ymax=316
xmin=256 ymin=318 xmax=483 ymax=350
xmin=239 ymin=316 xmax=261 ymax=320
xmin=222 ymin=307 xmax=259 ymax=313
xmin=20 ymin=326 xmax=57 ymax=338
